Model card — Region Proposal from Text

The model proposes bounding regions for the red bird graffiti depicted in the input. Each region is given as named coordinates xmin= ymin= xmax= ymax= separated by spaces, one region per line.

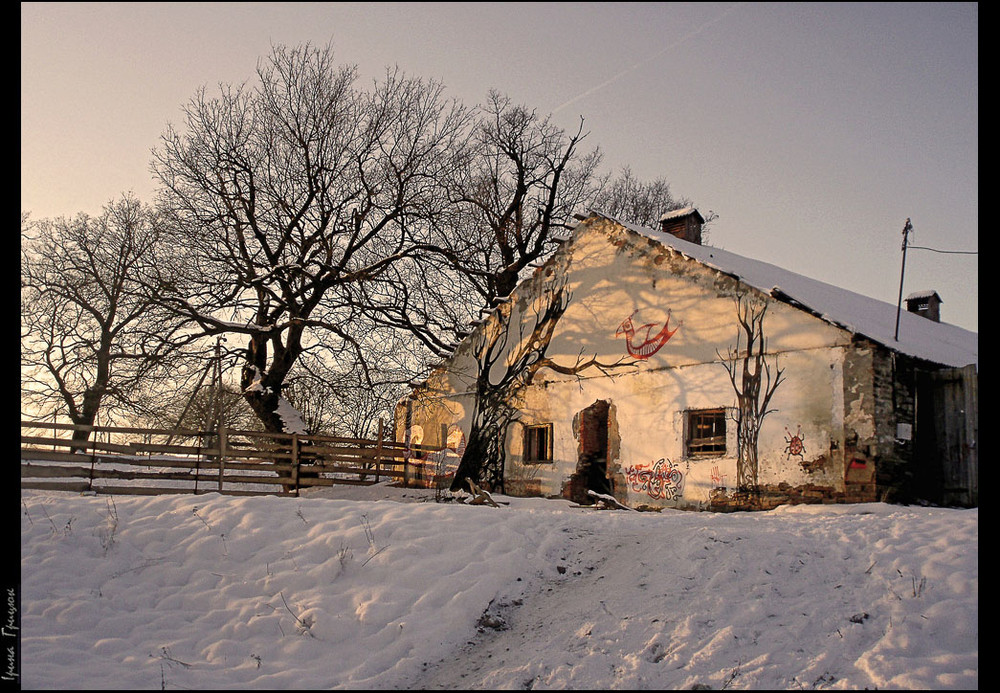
xmin=616 ymin=311 xmax=680 ymax=360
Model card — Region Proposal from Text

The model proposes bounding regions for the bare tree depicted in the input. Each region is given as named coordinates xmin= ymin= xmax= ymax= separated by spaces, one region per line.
xmin=148 ymin=44 xmax=707 ymax=445
xmin=151 ymin=44 xmax=471 ymax=433
xmin=21 ymin=195 xmax=188 ymax=445
xmin=718 ymin=291 xmax=785 ymax=498
xmin=421 ymin=91 xmax=604 ymax=310
xmin=360 ymin=91 xmax=610 ymax=370
xmin=363 ymin=96 xmax=705 ymax=490
xmin=144 ymin=380 xmax=260 ymax=435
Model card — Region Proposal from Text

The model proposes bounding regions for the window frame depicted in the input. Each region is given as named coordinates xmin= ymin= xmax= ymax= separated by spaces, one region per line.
xmin=523 ymin=422 xmax=554 ymax=464
xmin=686 ymin=408 xmax=727 ymax=458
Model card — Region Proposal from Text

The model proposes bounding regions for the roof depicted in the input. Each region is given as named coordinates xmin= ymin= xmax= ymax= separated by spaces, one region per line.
xmin=588 ymin=212 xmax=977 ymax=369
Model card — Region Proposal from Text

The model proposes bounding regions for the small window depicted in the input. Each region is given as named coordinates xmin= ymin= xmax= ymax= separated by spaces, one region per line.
xmin=523 ymin=423 xmax=553 ymax=463
xmin=687 ymin=409 xmax=727 ymax=457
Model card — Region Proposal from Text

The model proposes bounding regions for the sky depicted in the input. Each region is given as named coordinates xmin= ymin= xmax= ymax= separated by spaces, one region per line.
xmin=19 ymin=483 xmax=978 ymax=689
xmin=20 ymin=2 xmax=978 ymax=332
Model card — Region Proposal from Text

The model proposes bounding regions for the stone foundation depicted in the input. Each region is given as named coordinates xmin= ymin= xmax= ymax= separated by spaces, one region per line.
xmin=709 ymin=481 xmax=877 ymax=512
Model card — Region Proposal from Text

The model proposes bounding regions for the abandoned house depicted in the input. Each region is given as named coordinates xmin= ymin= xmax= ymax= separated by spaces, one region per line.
xmin=396 ymin=210 xmax=978 ymax=511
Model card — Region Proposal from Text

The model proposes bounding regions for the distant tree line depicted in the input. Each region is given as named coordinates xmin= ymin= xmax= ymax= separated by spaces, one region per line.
xmin=21 ymin=43 xmax=701 ymax=446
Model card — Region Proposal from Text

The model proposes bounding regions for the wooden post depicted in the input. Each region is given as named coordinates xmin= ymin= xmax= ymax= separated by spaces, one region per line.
xmin=375 ymin=419 xmax=385 ymax=483
xmin=403 ymin=400 xmax=412 ymax=488
xmin=217 ymin=426 xmax=227 ymax=493
xmin=88 ymin=446 xmax=96 ymax=493
xmin=291 ymin=433 xmax=300 ymax=497
xmin=193 ymin=441 xmax=201 ymax=495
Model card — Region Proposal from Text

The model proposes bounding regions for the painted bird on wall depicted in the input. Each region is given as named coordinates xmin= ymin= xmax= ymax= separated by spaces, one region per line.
xmin=616 ymin=311 xmax=680 ymax=360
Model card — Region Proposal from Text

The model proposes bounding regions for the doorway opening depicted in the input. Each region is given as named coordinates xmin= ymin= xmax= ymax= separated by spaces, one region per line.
xmin=565 ymin=400 xmax=614 ymax=504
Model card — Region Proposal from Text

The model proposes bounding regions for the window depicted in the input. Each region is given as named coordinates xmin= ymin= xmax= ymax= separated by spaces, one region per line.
xmin=523 ymin=423 xmax=553 ymax=463
xmin=687 ymin=409 xmax=727 ymax=457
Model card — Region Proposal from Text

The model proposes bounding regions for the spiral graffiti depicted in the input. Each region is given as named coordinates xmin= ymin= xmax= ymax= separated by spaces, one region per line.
xmin=624 ymin=458 xmax=684 ymax=500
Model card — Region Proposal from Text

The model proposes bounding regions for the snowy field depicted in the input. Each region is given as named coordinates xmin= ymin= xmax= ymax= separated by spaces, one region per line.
xmin=20 ymin=483 xmax=977 ymax=690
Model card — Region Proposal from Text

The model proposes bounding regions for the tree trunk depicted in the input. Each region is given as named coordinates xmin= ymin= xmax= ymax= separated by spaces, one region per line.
xmin=69 ymin=422 xmax=95 ymax=453
xmin=240 ymin=331 xmax=305 ymax=434
xmin=68 ymin=388 xmax=103 ymax=452
xmin=450 ymin=406 xmax=511 ymax=494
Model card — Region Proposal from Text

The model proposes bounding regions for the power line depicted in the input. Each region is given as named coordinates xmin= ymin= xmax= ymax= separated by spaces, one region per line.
xmin=893 ymin=218 xmax=977 ymax=342
xmin=907 ymin=245 xmax=977 ymax=255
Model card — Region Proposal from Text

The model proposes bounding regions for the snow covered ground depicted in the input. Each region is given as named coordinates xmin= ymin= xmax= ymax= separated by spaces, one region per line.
xmin=19 ymin=483 xmax=977 ymax=689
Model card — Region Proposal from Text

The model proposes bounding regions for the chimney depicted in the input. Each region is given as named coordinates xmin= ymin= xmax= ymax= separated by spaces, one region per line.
xmin=659 ymin=207 xmax=705 ymax=245
xmin=904 ymin=290 xmax=942 ymax=322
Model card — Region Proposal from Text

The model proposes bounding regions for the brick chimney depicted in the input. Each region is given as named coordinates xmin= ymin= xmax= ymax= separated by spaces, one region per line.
xmin=659 ymin=207 xmax=705 ymax=245
xmin=905 ymin=290 xmax=942 ymax=322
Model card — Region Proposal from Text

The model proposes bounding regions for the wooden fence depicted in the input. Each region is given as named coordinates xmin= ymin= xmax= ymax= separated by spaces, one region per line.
xmin=20 ymin=420 xmax=442 ymax=498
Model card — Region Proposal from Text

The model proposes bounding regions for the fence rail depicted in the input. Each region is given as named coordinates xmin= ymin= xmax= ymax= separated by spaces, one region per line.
xmin=20 ymin=420 xmax=443 ymax=498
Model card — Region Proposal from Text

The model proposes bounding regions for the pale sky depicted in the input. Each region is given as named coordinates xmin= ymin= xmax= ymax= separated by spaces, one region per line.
xmin=21 ymin=2 xmax=978 ymax=332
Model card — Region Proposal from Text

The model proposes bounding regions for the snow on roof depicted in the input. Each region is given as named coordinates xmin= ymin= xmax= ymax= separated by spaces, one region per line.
xmin=906 ymin=289 xmax=942 ymax=302
xmin=658 ymin=206 xmax=704 ymax=222
xmin=597 ymin=213 xmax=977 ymax=369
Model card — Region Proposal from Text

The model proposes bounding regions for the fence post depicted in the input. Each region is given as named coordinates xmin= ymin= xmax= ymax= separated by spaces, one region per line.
xmin=291 ymin=433 xmax=300 ymax=497
xmin=193 ymin=443 xmax=201 ymax=495
xmin=217 ymin=426 xmax=227 ymax=493
xmin=375 ymin=419 xmax=385 ymax=483
xmin=81 ymin=423 xmax=96 ymax=493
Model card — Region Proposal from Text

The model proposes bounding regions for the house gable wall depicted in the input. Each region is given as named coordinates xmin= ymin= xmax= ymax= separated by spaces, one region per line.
xmin=399 ymin=217 xmax=916 ymax=510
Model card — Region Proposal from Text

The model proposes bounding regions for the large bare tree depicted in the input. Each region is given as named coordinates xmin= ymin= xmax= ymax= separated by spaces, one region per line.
xmin=151 ymin=44 xmax=470 ymax=433
xmin=21 ymin=195 xmax=189 ymax=444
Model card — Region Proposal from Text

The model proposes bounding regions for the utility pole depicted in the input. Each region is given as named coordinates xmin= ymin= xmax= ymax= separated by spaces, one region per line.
xmin=894 ymin=218 xmax=913 ymax=341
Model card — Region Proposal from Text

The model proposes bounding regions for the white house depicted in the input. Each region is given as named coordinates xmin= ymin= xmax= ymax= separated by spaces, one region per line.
xmin=397 ymin=210 xmax=977 ymax=511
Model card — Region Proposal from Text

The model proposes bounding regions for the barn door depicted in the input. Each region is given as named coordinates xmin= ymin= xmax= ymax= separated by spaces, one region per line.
xmin=914 ymin=365 xmax=978 ymax=507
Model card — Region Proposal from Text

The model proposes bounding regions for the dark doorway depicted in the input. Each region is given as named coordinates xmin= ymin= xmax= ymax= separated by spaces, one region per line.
xmin=565 ymin=400 xmax=613 ymax=504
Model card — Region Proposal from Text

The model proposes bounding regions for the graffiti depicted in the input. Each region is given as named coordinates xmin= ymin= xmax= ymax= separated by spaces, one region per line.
xmin=616 ymin=311 xmax=680 ymax=360
xmin=624 ymin=458 xmax=684 ymax=500
xmin=784 ymin=426 xmax=806 ymax=461
xmin=719 ymin=291 xmax=785 ymax=496
xmin=710 ymin=465 xmax=728 ymax=487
